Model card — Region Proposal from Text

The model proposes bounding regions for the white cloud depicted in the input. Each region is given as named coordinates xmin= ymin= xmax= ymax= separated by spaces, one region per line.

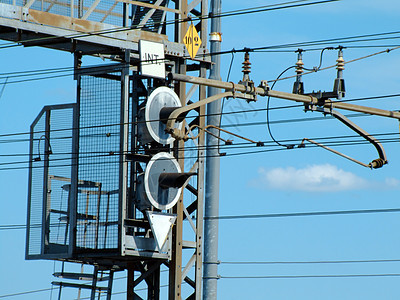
xmin=252 ymin=164 xmax=396 ymax=192
xmin=384 ymin=177 xmax=400 ymax=188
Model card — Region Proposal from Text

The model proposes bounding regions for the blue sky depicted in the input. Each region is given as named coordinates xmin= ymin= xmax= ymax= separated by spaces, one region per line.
xmin=1 ymin=0 xmax=400 ymax=299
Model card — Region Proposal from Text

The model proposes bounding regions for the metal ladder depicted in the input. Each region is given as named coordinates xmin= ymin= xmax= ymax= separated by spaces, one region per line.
xmin=52 ymin=264 xmax=114 ymax=300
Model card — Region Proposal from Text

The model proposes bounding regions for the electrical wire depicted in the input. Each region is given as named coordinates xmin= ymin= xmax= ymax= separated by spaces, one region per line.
xmin=0 ymin=129 xmax=399 ymax=171
xmin=220 ymin=273 xmax=400 ymax=279
xmin=266 ymin=65 xmax=297 ymax=149
xmin=204 ymin=208 xmax=400 ymax=221
xmin=3 ymin=207 xmax=400 ymax=231
xmin=1 ymin=90 xmax=399 ymax=145
xmin=0 ymin=133 xmax=400 ymax=171
xmin=218 ymin=50 xmax=236 ymax=154
xmin=271 ymin=46 xmax=400 ymax=83
xmin=0 ymin=0 xmax=341 ymax=51
xmin=0 ymin=77 xmax=8 ymax=100
xmin=0 ymin=40 xmax=398 ymax=88
xmin=220 ymin=259 xmax=400 ymax=265
xmin=0 ymin=41 xmax=398 ymax=86
xmin=0 ymin=288 xmax=53 ymax=299
xmin=0 ymin=282 xmax=170 ymax=299
xmin=1 ymin=130 xmax=398 ymax=160
xmin=304 ymin=47 xmax=334 ymax=72
xmin=213 ymin=30 xmax=400 ymax=56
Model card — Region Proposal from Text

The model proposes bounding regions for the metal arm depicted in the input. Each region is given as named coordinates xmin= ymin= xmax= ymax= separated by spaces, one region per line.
xmin=305 ymin=106 xmax=387 ymax=169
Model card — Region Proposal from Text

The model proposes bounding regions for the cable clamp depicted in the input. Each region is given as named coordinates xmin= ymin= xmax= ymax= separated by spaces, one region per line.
xmin=229 ymin=81 xmax=236 ymax=98
xmin=245 ymin=80 xmax=257 ymax=102
xmin=259 ymin=80 xmax=270 ymax=96
xmin=203 ymin=275 xmax=221 ymax=280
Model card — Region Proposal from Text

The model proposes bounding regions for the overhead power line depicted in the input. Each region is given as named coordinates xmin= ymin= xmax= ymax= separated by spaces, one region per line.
xmin=215 ymin=30 xmax=400 ymax=56
xmin=0 ymin=0 xmax=340 ymax=51
xmin=204 ymin=208 xmax=400 ymax=220
xmin=0 ymin=287 xmax=53 ymax=299
xmin=2 ymin=40 xmax=400 ymax=86
xmin=0 ymin=134 xmax=399 ymax=171
xmin=0 ymin=130 xmax=398 ymax=158
xmin=220 ymin=273 xmax=400 ymax=279
xmin=0 ymin=132 xmax=399 ymax=172
xmin=0 ymin=90 xmax=398 ymax=143
xmin=3 ymin=208 xmax=400 ymax=231
xmin=220 ymin=259 xmax=400 ymax=265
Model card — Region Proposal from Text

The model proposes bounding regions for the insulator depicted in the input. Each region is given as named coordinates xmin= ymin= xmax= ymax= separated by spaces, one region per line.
xmin=293 ymin=50 xmax=304 ymax=94
xmin=296 ymin=60 xmax=304 ymax=75
xmin=242 ymin=51 xmax=251 ymax=77
xmin=336 ymin=48 xmax=345 ymax=71
xmin=370 ymin=158 xmax=386 ymax=169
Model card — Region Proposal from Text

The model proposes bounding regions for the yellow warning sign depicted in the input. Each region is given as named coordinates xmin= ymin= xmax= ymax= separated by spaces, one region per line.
xmin=184 ymin=24 xmax=202 ymax=59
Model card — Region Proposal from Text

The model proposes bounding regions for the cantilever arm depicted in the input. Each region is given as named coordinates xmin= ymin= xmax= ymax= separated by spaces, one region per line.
xmin=306 ymin=106 xmax=387 ymax=169
xmin=165 ymin=91 xmax=234 ymax=139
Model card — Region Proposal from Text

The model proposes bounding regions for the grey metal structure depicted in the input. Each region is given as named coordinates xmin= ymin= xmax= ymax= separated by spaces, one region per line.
xmin=203 ymin=0 xmax=221 ymax=299
xmin=13 ymin=0 xmax=211 ymax=299
xmin=8 ymin=1 xmax=400 ymax=299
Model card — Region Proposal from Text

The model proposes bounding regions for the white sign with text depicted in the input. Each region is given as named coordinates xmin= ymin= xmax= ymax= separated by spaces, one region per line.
xmin=139 ymin=40 xmax=165 ymax=79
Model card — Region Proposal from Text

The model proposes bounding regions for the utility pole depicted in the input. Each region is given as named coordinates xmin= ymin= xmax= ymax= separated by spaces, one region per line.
xmin=204 ymin=0 xmax=222 ymax=299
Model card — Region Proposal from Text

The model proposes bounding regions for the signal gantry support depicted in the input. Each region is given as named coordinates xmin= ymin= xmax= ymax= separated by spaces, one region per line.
xmin=19 ymin=1 xmax=211 ymax=299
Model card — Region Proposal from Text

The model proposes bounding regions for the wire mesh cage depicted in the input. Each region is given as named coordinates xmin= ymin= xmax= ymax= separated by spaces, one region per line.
xmin=76 ymin=69 xmax=122 ymax=251
xmin=27 ymin=104 xmax=75 ymax=258
xmin=27 ymin=66 xmax=124 ymax=259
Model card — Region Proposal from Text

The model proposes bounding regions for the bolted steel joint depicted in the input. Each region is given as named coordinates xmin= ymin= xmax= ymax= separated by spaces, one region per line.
xmin=259 ymin=80 xmax=270 ymax=95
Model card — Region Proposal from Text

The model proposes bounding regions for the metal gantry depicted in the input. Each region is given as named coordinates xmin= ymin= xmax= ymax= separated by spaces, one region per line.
xmin=6 ymin=0 xmax=211 ymax=299
xmin=5 ymin=1 xmax=400 ymax=299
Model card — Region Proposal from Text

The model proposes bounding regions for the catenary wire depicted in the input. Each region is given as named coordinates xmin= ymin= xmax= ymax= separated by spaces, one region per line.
xmin=220 ymin=259 xmax=400 ymax=265
xmin=0 ymin=131 xmax=398 ymax=161
xmin=1 ymin=41 xmax=399 ymax=86
xmin=212 ymin=30 xmax=400 ymax=56
xmin=0 ymin=0 xmax=341 ymax=51
xmin=204 ymin=208 xmax=400 ymax=220
xmin=3 ymin=208 xmax=400 ymax=231
xmin=219 ymin=273 xmax=400 ymax=279
xmin=1 ymin=90 xmax=399 ymax=144
xmin=266 ymin=65 xmax=297 ymax=148
xmin=0 ymin=135 xmax=399 ymax=172
xmin=1 ymin=41 xmax=399 ymax=84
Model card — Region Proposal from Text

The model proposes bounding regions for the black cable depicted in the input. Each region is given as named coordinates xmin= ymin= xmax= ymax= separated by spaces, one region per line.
xmin=266 ymin=65 xmax=297 ymax=149
xmin=220 ymin=259 xmax=400 ymax=265
xmin=1 ymin=135 xmax=399 ymax=171
xmin=0 ymin=77 xmax=8 ymax=100
xmin=0 ymin=132 xmax=399 ymax=171
xmin=2 ymin=91 xmax=399 ymax=145
xmin=211 ymin=30 xmax=400 ymax=56
xmin=1 ymin=130 xmax=398 ymax=159
xmin=4 ymin=208 xmax=400 ymax=231
xmin=0 ymin=0 xmax=341 ymax=51
xmin=0 ymin=42 xmax=398 ymax=86
xmin=214 ymin=0 xmax=341 ymax=19
xmin=253 ymin=45 xmax=400 ymax=53
xmin=204 ymin=208 xmax=400 ymax=220
xmin=0 ymin=288 xmax=53 ymax=299
xmin=220 ymin=273 xmax=400 ymax=279
xmin=218 ymin=50 xmax=236 ymax=154
xmin=303 ymin=47 xmax=334 ymax=72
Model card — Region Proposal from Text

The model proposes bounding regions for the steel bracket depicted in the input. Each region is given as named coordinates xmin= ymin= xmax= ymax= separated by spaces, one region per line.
xmin=238 ymin=79 xmax=257 ymax=102
xmin=304 ymin=105 xmax=388 ymax=169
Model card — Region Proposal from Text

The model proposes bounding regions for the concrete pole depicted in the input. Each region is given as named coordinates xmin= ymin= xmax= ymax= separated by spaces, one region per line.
xmin=203 ymin=0 xmax=222 ymax=299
